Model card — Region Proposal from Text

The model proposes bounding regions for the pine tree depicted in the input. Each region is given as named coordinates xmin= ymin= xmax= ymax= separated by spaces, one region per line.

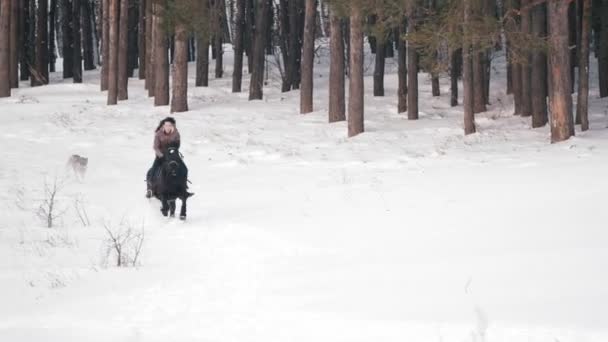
xmin=248 ymin=0 xmax=270 ymax=100
xmin=138 ymin=0 xmax=146 ymax=79
xmin=101 ymin=0 xmax=110 ymax=90
xmin=171 ymin=18 xmax=188 ymax=113
xmin=108 ymin=0 xmax=119 ymax=104
xmin=33 ymin=0 xmax=49 ymax=86
xmin=232 ymin=0 xmax=245 ymax=92
xmin=153 ymin=0 xmax=169 ymax=105
xmin=9 ymin=0 xmax=19 ymax=88
xmin=63 ymin=0 xmax=75 ymax=79
xmin=328 ymin=9 xmax=345 ymax=122
xmin=83 ymin=0 xmax=96 ymax=70
xmin=0 ymin=0 xmax=11 ymax=97
xmin=548 ymin=0 xmax=573 ymax=142
xmin=73 ymin=0 xmax=83 ymax=83
xmin=576 ymin=0 xmax=591 ymax=131
xmin=397 ymin=18 xmax=407 ymax=113
xmin=117 ymin=0 xmax=129 ymax=99
xmin=348 ymin=2 xmax=364 ymax=137
xmin=407 ymin=7 xmax=418 ymax=120
xmin=531 ymin=2 xmax=548 ymax=128
xmin=463 ymin=0 xmax=476 ymax=135
xmin=300 ymin=0 xmax=316 ymax=113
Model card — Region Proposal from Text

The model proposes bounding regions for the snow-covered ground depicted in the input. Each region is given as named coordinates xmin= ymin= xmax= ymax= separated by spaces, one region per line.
xmin=1 ymin=45 xmax=608 ymax=342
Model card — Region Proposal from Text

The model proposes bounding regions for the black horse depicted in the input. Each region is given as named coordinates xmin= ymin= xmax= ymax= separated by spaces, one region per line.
xmin=147 ymin=147 xmax=192 ymax=220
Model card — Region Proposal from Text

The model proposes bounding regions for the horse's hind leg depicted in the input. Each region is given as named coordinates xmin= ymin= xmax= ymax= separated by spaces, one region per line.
xmin=160 ymin=196 xmax=169 ymax=217
xmin=179 ymin=196 xmax=187 ymax=220
xmin=169 ymin=200 xmax=176 ymax=217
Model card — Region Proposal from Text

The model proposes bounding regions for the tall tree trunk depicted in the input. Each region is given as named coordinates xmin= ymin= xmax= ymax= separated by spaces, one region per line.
xmin=9 ymin=0 xmax=19 ymax=88
xmin=548 ymin=0 xmax=574 ymax=143
xmin=33 ymin=0 xmax=49 ymax=86
xmin=214 ymin=0 xmax=224 ymax=78
xmin=138 ymin=0 xmax=146 ymax=79
xmin=576 ymin=0 xmax=591 ymax=131
xmin=450 ymin=48 xmax=461 ymax=107
xmin=300 ymin=0 xmax=315 ymax=113
xmin=73 ymin=0 xmax=83 ymax=83
xmin=0 ymin=0 xmax=10 ymax=97
xmin=407 ymin=13 xmax=418 ymax=120
xmin=171 ymin=20 xmax=188 ymax=113
xmin=348 ymin=3 xmax=364 ymax=137
xmin=153 ymin=0 xmax=168 ymax=105
xmin=598 ymin=0 xmax=608 ymax=97
xmin=232 ymin=0 xmax=245 ymax=92
xmin=20 ymin=0 xmax=31 ymax=81
xmin=127 ymin=0 xmax=137 ymax=77
xmin=49 ymin=0 xmax=57 ymax=73
xmin=145 ymin=0 xmax=154 ymax=93
xmin=63 ymin=0 xmax=74 ymax=79
xmin=373 ymin=29 xmax=386 ymax=97
xmin=195 ymin=0 xmax=209 ymax=87
xmin=82 ymin=0 xmax=95 ymax=70
xmin=397 ymin=19 xmax=407 ymax=113
xmin=101 ymin=0 xmax=109 ymax=90
xmin=531 ymin=2 xmax=548 ymax=128
xmin=248 ymin=0 xmax=269 ymax=100
xmin=463 ymin=0 xmax=476 ymax=135
xmin=117 ymin=0 xmax=129 ymax=99
xmin=328 ymin=10 xmax=345 ymax=122
xmin=520 ymin=0 xmax=532 ymax=117
xmin=108 ymin=0 xmax=119 ymax=104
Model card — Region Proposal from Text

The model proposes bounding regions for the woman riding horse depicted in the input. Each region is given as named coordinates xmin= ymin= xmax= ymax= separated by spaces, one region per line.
xmin=146 ymin=117 xmax=187 ymax=198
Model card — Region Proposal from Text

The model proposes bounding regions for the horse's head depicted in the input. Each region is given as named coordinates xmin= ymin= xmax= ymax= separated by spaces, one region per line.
xmin=162 ymin=147 xmax=182 ymax=178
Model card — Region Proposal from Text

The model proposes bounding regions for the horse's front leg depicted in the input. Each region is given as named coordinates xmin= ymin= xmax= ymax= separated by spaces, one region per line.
xmin=160 ymin=195 xmax=169 ymax=217
xmin=179 ymin=196 xmax=187 ymax=220
xmin=169 ymin=199 xmax=176 ymax=217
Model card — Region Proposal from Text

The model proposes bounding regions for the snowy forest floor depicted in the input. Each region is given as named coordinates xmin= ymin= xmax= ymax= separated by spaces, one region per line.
xmin=1 ymin=45 xmax=608 ymax=342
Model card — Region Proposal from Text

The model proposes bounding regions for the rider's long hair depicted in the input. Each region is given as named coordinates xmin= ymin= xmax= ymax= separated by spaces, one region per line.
xmin=155 ymin=117 xmax=176 ymax=132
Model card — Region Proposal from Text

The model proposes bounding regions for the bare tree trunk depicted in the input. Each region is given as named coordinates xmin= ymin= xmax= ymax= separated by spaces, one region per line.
xmin=127 ymin=1 xmax=137 ymax=77
xmin=195 ymin=0 xmax=209 ymax=87
xmin=450 ymin=48 xmax=461 ymax=107
xmin=576 ymin=0 xmax=591 ymax=131
xmin=598 ymin=0 xmax=608 ymax=97
xmin=548 ymin=0 xmax=573 ymax=143
xmin=101 ymin=0 xmax=109 ymax=90
xmin=300 ymin=0 xmax=315 ymax=113
xmin=397 ymin=19 xmax=407 ymax=113
xmin=145 ymin=0 xmax=154 ymax=93
xmin=73 ymin=0 xmax=83 ymax=83
xmin=531 ymin=2 xmax=548 ymax=128
xmin=33 ymin=0 xmax=49 ymax=86
xmin=108 ymin=0 xmax=119 ymax=104
xmin=520 ymin=0 xmax=532 ymax=117
xmin=153 ymin=0 xmax=168 ymax=105
xmin=232 ymin=0 xmax=245 ymax=92
xmin=348 ymin=3 xmax=364 ymax=137
xmin=407 ymin=14 xmax=418 ymax=120
xmin=463 ymin=0 xmax=476 ymax=135
xmin=328 ymin=10 xmax=345 ymax=122
xmin=0 ymin=0 xmax=10 ymax=97
xmin=472 ymin=55 xmax=486 ymax=112
xmin=373 ymin=30 xmax=386 ymax=97
xmin=248 ymin=0 xmax=269 ymax=100
xmin=9 ymin=0 xmax=19 ymax=88
xmin=117 ymin=0 xmax=128 ymax=99
xmin=138 ymin=0 xmax=146 ymax=79
xmin=82 ymin=0 xmax=95 ymax=70
xmin=171 ymin=20 xmax=188 ymax=113
xmin=20 ymin=0 xmax=31 ymax=81
xmin=63 ymin=0 xmax=74 ymax=79
xmin=49 ymin=0 xmax=58 ymax=72
xmin=214 ymin=0 xmax=224 ymax=78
